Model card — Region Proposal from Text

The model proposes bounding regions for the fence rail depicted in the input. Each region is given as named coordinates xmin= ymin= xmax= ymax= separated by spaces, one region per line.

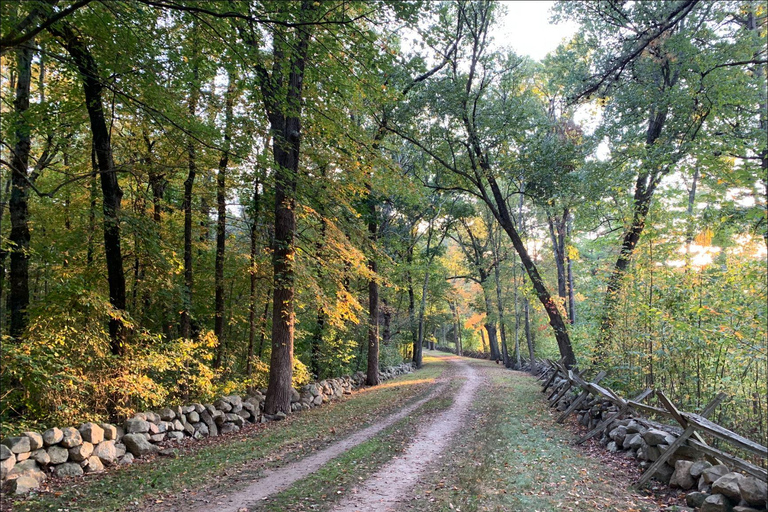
xmin=535 ymin=359 xmax=768 ymax=486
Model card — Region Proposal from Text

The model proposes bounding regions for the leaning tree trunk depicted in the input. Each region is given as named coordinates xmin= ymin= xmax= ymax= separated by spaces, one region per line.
xmin=49 ymin=23 xmax=127 ymax=355
xmin=7 ymin=43 xmax=32 ymax=340
xmin=597 ymin=107 xmax=667 ymax=363
xmin=485 ymin=176 xmax=576 ymax=367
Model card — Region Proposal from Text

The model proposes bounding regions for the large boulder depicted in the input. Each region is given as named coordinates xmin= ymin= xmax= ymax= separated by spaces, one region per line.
xmin=738 ymin=475 xmax=768 ymax=507
xmin=700 ymin=493 xmax=734 ymax=512
xmin=30 ymin=449 xmax=50 ymax=466
xmin=55 ymin=462 xmax=83 ymax=477
xmin=78 ymin=423 xmax=104 ymax=444
xmin=46 ymin=445 xmax=69 ymax=465
xmin=124 ymin=418 xmax=150 ymax=434
xmin=214 ymin=399 xmax=232 ymax=412
xmin=68 ymin=442 xmax=94 ymax=462
xmin=1 ymin=436 xmax=31 ymax=454
xmin=121 ymin=433 xmax=159 ymax=457
xmin=626 ymin=433 xmax=644 ymax=450
xmin=690 ymin=460 xmax=713 ymax=479
xmin=670 ymin=460 xmax=695 ymax=490
xmin=83 ymin=455 xmax=104 ymax=473
xmin=686 ymin=491 xmax=708 ymax=508
xmin=23 ymin=432 xmax=43 ymax=451
xmin=9 ymin=475 xmax=40 ymax=494
xmin=92 ymin=440 xmax=118 ymax=465
xmin=702 ymin=465 xmax=731 ymax=485
xmin=7 ymin=459 xmax=46 ymax=485
xmin=42 ymin=427 xmax=64 ymax=447
xmin=642 ymin=428 xmax=675 ymax=447
xmin=712 ymin=473 xmax=745 ymax=502
xmin=100 ymin=423 xmax=118 ymax=441
xmin=1 ymin=453 xmax=16 ymax=480
xmin=60 ymin=427 xmax=83 ymax=448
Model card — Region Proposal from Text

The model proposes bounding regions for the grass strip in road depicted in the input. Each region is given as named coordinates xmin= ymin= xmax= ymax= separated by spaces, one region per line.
xmin=411 ymin=360 xmax=658 ymax=512
xmin=9 ymin=357 xmax=447 ymax=512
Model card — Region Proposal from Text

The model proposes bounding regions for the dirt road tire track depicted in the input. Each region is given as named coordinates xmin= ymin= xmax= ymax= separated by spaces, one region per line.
xmin=330 ymin=356 xmax=481 ymax=512
xmin=190 ymin=368 xmax=453 ymax=512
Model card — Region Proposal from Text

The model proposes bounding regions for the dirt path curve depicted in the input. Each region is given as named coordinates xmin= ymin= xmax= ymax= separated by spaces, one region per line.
xmin=330 ymin=355 xmax=482 ymax=512
xmin=190 ymin=369 xmax=453 ymax=512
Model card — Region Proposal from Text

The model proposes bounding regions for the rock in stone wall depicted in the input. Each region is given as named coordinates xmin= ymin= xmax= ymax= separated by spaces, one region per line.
xmin=0 ymin=363 xmax=415 ymax=495
xmin=536 ymin=366 xmax=768 ymax=512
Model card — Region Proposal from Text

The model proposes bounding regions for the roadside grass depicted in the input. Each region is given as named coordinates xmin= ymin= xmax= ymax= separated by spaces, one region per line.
xmin=411 ymin=360 xmax=658 ymax=512
xmin=253 ymin=391 xmax=460 ymax=512
xmin=9 ymin=357 xmax=447 ymax=512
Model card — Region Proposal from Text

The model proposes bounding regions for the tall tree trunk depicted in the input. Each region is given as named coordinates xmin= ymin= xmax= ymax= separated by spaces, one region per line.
xmin=86 ymin=147 xmax=97 ymax=266
xmin=406 ymin=243 xmax=420 ymax=366
xmin=246 ymin=179 xmax=261 ymax=377
xmin=180 ymin=46 xmax=200 ymax=340
xmin=546 ymin=210 xmax=568 ymax=319
xmin=566 ymin=213 xmax=576 ymax=324
xmin=488 ymin=218 xmax=511 ymax=368
xmin=481 ymin=284 xmax=500 ymax=360
xmin=50 ymin=23 xmax=127 ymax=355
xmin=261 ymin=5 xmax=314 ymax=414
xmin=416 ymin=221 xmax=434 ymax=360
xmin=381 ymin=299 xmax=391 ymax=346
xmin=257 ymin=290 xmax=270 ymax=360
xmin=0 ymin=178 xmax=11 ymax=334
xmin=524 ymin=298 xmax=535 ymax=370
xmin=213 ymin=71 xmax=235 ymax=369
xmin=309 ymin=166 xmax=329 ymax=378
xmin=366 ymin=182 xmax=380 ymax=386
xmin=493 ymin=257 xmax=509 ymax=367
xmin=7 ymin=43 xmax=32 ymax=340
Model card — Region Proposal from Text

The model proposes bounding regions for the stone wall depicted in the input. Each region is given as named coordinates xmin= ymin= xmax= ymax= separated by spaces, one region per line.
xmin=0 ymin=363 xmax=414 ymax=495
xmin=546 ymin=374 xmax=767 ymax=512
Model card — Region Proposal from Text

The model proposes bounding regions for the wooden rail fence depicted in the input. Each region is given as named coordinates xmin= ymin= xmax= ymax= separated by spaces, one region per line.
xmin=534 ymin=359 xmax=768 ymax=487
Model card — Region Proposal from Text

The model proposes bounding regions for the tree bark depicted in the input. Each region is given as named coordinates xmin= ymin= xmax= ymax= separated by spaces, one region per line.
xmin=0 ymin=178 xmax=11 ymax=334
xmin=406 ymin=243 xmax=421 ymax=367
xmin=524 ymin=298 xmax=535 ymax=370
xmin=366 ymin=183 xmax=380 ymax=386
xmin=596 ymin=106 xmax=668 ymax=362
xmin=485 ymin=176 xmax=576 ymax=367
xmin=180 ymin=42 xmax=200 ymax=340
xmin=49 ymin=23 xmax=127 ymax=354
xmin=260 ymin=4 xmax=314 ymax=414
xmin=246 ymin=179 xmax=261 ymax=377
xmin=481 ymin=283 xmax=500 ymax=360
xmin=7 ymin=43 xmax=32 ymax=340
xmin=213 ymin=70 xmax=235 ymax=369
xmin=566 ymin=213 xmax=576 ymax=324
xmin=546 ymin=210 xmax=568 ymax=319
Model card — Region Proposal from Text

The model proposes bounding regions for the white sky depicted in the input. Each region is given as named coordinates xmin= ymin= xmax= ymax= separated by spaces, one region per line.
xmin=494 ymin=1 xmax=579 ymax=61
